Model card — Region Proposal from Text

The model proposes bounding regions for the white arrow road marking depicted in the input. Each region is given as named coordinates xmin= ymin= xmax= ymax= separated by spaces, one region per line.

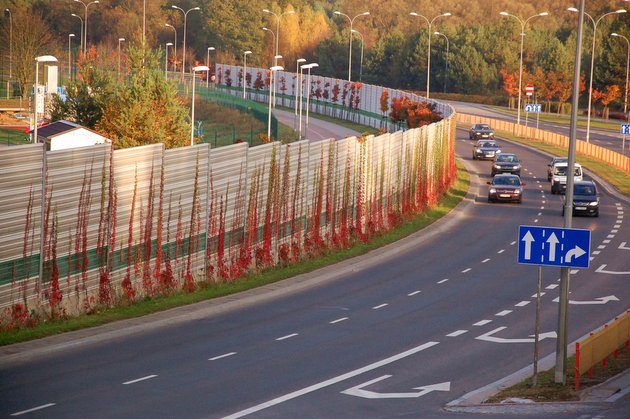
xmin=619 ymin=242 xmax=630 ymax=250
xmin=552 ymin=295 xmax=620 ymax=305
xmin=546 ymin=233 xmax=559 ymax=262
xmin=223 ymin=341 xmax=439 ymax=419
xmin=341 ymin=375 xmax=450 ymax=399
xmin=522 ymin=231 xmax=535 ymax=260
xmin=596 ymin=264 xmax=630 ymax=275
xmin=565 ymin=246 xmax=586 ymax=263
xmin=475 ymin=327 xmax=556 ymax=344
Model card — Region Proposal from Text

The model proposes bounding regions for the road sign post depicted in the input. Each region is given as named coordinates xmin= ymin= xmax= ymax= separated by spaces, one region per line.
xmin=621 ymin=124 xmax=630 ymax=155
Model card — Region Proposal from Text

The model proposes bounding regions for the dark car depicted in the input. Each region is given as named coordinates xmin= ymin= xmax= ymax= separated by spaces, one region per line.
xmin=547 ymin=156 xmax=568 ymax=181
xmin=562 ymin=180 xmax=599 ymax=217
xmin=491 ymin=153 xmax=522 ymax=176
xmin=472 ymin=140 xmax=501 ymax=160
xmin=487 ymin=174 xmax=524 ymax=203
xmin=469 ymin=123 xmax=494 ymax=140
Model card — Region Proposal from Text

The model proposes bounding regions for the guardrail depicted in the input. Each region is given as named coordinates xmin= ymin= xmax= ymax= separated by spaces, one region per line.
xmin=574 ymin=310 xmax=630 ymax=390
xmin=456 ymin=113 xmax=630 ymax=175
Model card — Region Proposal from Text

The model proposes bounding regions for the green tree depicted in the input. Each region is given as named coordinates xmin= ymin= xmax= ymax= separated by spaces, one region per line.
xmin=97 ymin=45 xmax=188 ymax=149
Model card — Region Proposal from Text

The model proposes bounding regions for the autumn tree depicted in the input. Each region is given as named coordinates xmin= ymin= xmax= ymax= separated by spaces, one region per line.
xmin=97 ymin=45 xmax=189 ymax=149
xmin=593 ymin=85 xmax=622 ymax=119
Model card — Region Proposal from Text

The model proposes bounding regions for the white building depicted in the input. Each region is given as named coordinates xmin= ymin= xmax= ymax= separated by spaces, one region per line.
xmin=32 ymin=120 xmax=110 ymax=151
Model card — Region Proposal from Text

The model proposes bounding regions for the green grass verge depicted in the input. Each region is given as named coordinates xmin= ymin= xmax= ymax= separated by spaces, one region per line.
xmin=0 ymin=158 xmax=468 ymax=347
xmin=0 ymin=127 xmax=29 ymax=146
xmin=486 ymin=105 xmax=623 ymax=131
xmin=487 ymin=345 xmax=630 ymax=403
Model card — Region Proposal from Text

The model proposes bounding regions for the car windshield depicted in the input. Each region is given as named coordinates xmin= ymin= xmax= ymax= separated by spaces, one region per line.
xmin=496 ymin=154 xmax=518 ymax=163
xmin=482 ymin=142 xmax=497 ymax=148
xmin=574 ymin=185 xmax=595 ymax=195
xmin=493 ymin=177 xmax=520 ymax=186
xmin=554 ymin=166 xmax=580 ymax=176
xmin=475 ymin=124 xmax=490 ymax=130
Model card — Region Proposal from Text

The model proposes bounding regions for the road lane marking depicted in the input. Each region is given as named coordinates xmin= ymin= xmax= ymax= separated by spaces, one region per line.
xmin=209 ymin=352 xmax=237 ymax=361
xmin=607 ymin=235 xmax=615 ymax=239
xmin=123 ymin=375 xmax=158 ymax=385
xmin=473 ymin=320 xmax=492 ymax=326
xmin=603 ymin=240 xmax=611 ymax=244
xmin=537 ymin=212 xmax=542 ymax=216
xmin=597 ymin=245 xmax=606 ymax=250
xmin=372 ymin=303 xmax=388 ymax=310
xmin=461 ymin=268 xmax=472 ymax=273
xmin=437 ymin=279 xmax=449 ymax=284
xmin=446 ymin=330 xmax=468 ymax=337
xmin=541 ymin=206 xmax=545 ymax=210
xmin=532 ymin=292 xmax=546 ymax=298
xmin=570 ymin=269 xmax=579 ymax=275
xmin=542 ymin=201 xmax=546 ymax=204
xmin=546 ymin=284 xmax=559 ymax=290
xmin=330 ymin=317 xmax=348 ymax=324
xmin=276 ymin=333 xmax=299 ymax=341
xmin=614 ymin=224 xmax=621 ymax=228
xmin=222 ymin=341 xmax=440 ymax=419
xmin=611 ymin=230 xmax=618 ymax=233
xmin=497 ymin=249 xmax=505 ymax=254
xmin=510 ymin=241 xmax=516 ymax=245
xmin=592 ymin=250 xmax=601 ymax=255
xmin=495 ymin=310 xmax=512 ymax=317
xmin=534 ymin=219 xmax=539 ymax=223
xmin=10 ymin=404 xmax=56 ymax=416
xmin=408 ymin=290 xmax=421 ymax=296
xmin=515 ymin=301 xmax=530 ymax=307
xmin=482 ymin=258 xmax=491 ymax=263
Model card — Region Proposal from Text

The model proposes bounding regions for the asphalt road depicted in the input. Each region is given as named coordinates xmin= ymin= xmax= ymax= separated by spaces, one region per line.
xmin=449 ymin=100 xmax=629 ymax=156
xmin=0 ymin=124 xmax=628 ymax=418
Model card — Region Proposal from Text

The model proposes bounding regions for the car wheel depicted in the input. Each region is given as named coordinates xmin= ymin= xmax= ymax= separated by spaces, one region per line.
xmin=488 ymin=197 xmax=493 ymax=203
xmin=593 ymin=211 xmax=599 ymax=217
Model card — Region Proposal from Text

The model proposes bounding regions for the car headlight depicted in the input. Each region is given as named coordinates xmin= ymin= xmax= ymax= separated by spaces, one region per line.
xmin=553 ymin=177 xmax=560 ymax=182
xmin=489 ymin=188 xmax=496 ymax=193
xmin=496 ymin=149 xmax=501 ymax=153
xmin=494 ymin=164 xmax=501 ymax=169
xmin=514 ymin=189 xmax=521 ymax=194
xmin=589 ymin=201 xmax=599 ymax=206
xmin=513 ymin=165 xmax=520 ymax=170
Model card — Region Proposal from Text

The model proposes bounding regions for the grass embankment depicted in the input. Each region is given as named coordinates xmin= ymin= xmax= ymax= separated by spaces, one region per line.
xmin=486 ymin=105 xmax=622 ymax=131
xmin=488 ymin=347 xmax=630 ymax=403
xmin=0 ymin=161 xmax=469 ymax=346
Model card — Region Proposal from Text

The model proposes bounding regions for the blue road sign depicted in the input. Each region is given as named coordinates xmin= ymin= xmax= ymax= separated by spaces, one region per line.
xmin=621 ymin=124 xmax=630 ymax=135
xmin=525 ymin=104 xmax=541 ymax=113
xmin=518 ymin=225 xmax=591 ymax=268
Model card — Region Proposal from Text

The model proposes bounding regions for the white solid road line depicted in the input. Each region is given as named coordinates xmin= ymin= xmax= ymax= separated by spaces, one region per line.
xmin=495 ymin=310 xmax=512 ymax=317
xmin=330 ymin=317 xmax=348 ymax=324
xmin=276 ymin=333 xmax=299 ymax=341
xmin=222 ymin=341 xmax=440 ymax=419
xmin=446 ymin=330 xmax=468 ymax=337
xmin=407 ymin=290 xmax=421 ymax=296
xmin=372 ymin=303 xmax=389 ymax=310
xmin=11 ymin=403 xmax=56 ymax=416
xmin=473 ymin=319 xmax=492 ymax=326
xmin=123 ymin=375 xmax=158 ymax=385
xmin=209 ymin=352 xmax=237 ymax=361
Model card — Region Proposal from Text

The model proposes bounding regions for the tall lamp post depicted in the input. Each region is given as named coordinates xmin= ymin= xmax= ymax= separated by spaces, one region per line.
xmin=434 ymin=31 xmax=450 ymax=93
xmin=267 ymin=65 xmax=284 ymax=140
xmin=611 ymin=33 xmax=629 ymax=117
xmin=568 ymin=7 xmax=626 ymax=141
xmin=500 ymin=10 xmax=549 ymax=125
xmin=68 ymin=34 xmax=75 ymax=82
xmin=334 ymin=11 xmax=369 ymax=82
xmin=303 ymin=63 xmax=318 ymax=138
xmin=71 ymin=14 xmax=84 ymax=55
xmin=117 ymin=37 xmax=125 ymax=79
xmin=262 ymin=27 xmax=276 ymax=65
xmin=165 ymin=42 xmax=173 ymax=80
xmin=74 ymin=0 xmax=99 ymax=54
xmin=409 ymin=11 xmax=451 ymax=99
xmin=190 ymin=65 xmax=209 ymax=146
xmin=4 ymin=8 xmax=12 ymax=99
xmin=294 ymin=58 xmax=306 ymax=130
xmin=351 ymin=29 xmax=364 ymax=82
xmin=206 ymin=47 xmax=215 ymax=88
xmin=243 ymin=50 xmax=252 ymax=99
xmin=33 ymin=55 xmax=58 ymax=143
xmin=263 ymin=8 xmax=295 ymax=61
xmin=165 ymin=23 xmax=178 ymax=72
xmin=172 ymin=5 xmax=201 ymax=80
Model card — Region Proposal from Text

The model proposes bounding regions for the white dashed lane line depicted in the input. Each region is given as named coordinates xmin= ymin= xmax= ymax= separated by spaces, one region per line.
xmin=482 ymin=258 xmax=490 ymax=263
xmin=330 ymin=317 xmax=348 ymax=324
xmin=123 ymin=375 xmax=158 ymax=385
xmin=603 ymin=240 xmax=611 ymax=244
xmin=437 ymin=279 xmax=449 ymax=284
xmin=570 ymin=269 xmax=579 ymax=275
xmin=407 ymin=290 xmax=421 ymax=296
xmin=534 ymin=219 xmax=539 ymax=223
xmin=209 ymin=352 xmax=237 ymax=361
xmin=495 ymin=310 xmax=512 ymax=317
xmin=593 ymin=250 xmax=601 ymax=255
xmin=510 ymin=241 xmax=516 ymax=245
xmin=372 ymin=303 xmax=388 ymax=310
xmin=498 ymin=249 xmax=505 ymax=254
xmin=276 ymin=333 xmax=299 ymax=341
xmin=446 ymin=330 xmax=468 ymax=337
xmin=598 ymin=245 xmax=606 ymax=250
xmin=462 ymin=268 xmax=472 ymax=273
xmin=515 ymin=301 xmax=530 ymax=307
xmin=546 ymin=284 xmax=559 ymax=290
xmin=607 ymin=235 xmax=615 ymax=239
xmin=473 ymin=319 xmax=492 ymax=326
xmin=532 ymin=292 xmax=546 ymax=298
xmin=10 ymin=404 xmax=56 ymax=417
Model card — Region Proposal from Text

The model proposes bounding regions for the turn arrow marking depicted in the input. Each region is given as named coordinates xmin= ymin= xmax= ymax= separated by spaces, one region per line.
xmin=552 ymin=295 xmax=620 ymax=305
xmin=619 ymin=242 xmax=630 ymax=251
xmin=475 ymin=326 xmax=556 ymax=344
xmin=341 ymin=375 xmax=450 ymax=399
xmin=596 ymin=264 xmax=630 ymax=275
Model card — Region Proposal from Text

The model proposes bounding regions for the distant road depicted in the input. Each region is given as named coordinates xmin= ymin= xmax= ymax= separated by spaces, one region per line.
xmin=447 ymin=100 xmax=628 ymax=155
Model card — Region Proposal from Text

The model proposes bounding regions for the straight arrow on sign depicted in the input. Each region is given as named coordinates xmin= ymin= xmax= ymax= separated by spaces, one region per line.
xmin=546 ymin=233 xmax=559 ymax=262
xmin=522 ymin=231 xmax=535 ymax=260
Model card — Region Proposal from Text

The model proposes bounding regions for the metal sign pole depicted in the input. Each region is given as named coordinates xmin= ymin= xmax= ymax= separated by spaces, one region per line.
xmin=533 ymin=265 xmax=542 ymax=387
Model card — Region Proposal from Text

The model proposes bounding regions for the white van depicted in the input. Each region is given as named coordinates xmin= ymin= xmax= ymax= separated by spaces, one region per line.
xmin=550 ymin=162 xmax=583 ymax=194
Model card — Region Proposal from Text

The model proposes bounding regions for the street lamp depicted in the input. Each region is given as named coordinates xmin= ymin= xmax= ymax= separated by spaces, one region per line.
xmin=68 ymin=34 xmax=75 ymax=82
xmin=334 ymin=11 xmax=369 ymax=82
xmin=165 ymin=23 xmax=178 ymax=72
xmin=262 ymin=27 xmax=276 ymax=65
xmin=74 ymin=0 xmax=99 ymax=54
xmin=434 ymin=31 xmax=450 ymax=93
xmin=206 ymin=47 xmax=215 ymax=88
xmin=190 ymin=65 xmax=209 ymax=146
xmin=267 ymin=65 xmax=284 ymax=139
xmin=172 ymin=5 xmax=201 ymax=80
xmin=410 ymin=11 xmax=451 ymax=99
xmin=4 ymin=8 xmax=12 ymax=98
xmin=611 ymin=33 xmax=630 ymax=117
xmin=351 ymin=29 xmax=364 ymax=82
xmin=118 ymin=38 xmax=125 ymax=79
xmin=500 ymin=10 xmax=549 ymax=125
xmin=71 ymin=14 xmax=84 ymax=55
xmin=243 ymin=50 xmax=252 ymax=99
xmin=33 ymin=55 xmax=58 ymax=144
xmin=294 ymin=58 xmax=306 ymax=131
xmin=262 ymin=8 xmax=295 ymax=60
xmin=165 ymin=42 xmax=173 ymax=80
xmin=302 ymin=63 xmax=318 ymax=139
xmin=567 ymin=7 xmax=627 ymax=141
